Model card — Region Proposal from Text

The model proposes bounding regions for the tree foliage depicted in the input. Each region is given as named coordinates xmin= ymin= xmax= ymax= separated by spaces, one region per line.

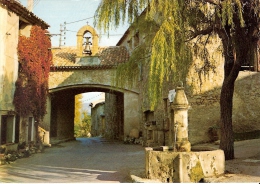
xmin=74 ymin=111 xmax=91 ymax=137
xmin=14 ymin=25 xmax=52 ymax=123
xmin=74 ymin=94 xmax=83 ymax=125
xmin=95 ymin=0 xmax=260 ymax=160
xmin=74 ymin=95 xmax=92 ymax=137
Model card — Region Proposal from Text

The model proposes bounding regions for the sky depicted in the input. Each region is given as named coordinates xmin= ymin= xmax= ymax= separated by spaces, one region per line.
xmin=19 ymin=0 xmax=129 ymax=105
xmin=19 ymin=0 xmax=129 ymax=47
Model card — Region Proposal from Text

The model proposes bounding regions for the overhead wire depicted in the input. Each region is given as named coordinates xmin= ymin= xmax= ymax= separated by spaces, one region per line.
xmin=66 ymin=29 xmax=124 ymax=36
xmin=54 ymin=1 xmax=106 ymax=46
xmin=33 ymin=0 xmax=41 ymax=8
xmin=81 ymin=93 xmax=105 ymax=103
xmin=62 ymin=0 xmax=96 ymax=26
xmin=65 ymin=16 xmax=94 ymax=25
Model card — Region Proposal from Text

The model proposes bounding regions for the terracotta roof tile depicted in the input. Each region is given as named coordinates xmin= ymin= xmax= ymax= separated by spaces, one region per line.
xmin=0 ymin=0 xmax=49 ymax=29
xmin=52 ymin=47 xmax=77 ymax=66
xmin=99 ymin=46 xmax=129 ymax=65
xmin=51 ymin=46 xmax=129 ymax=67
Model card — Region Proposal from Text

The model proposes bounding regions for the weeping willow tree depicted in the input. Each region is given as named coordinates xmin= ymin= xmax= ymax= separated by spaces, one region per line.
xmin=94 ymin=0 xmax=260 ymax=160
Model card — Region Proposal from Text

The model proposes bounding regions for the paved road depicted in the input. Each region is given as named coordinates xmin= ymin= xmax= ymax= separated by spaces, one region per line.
xmin=0 ymin=137 xmax=145 ymax=183
xmin=1 ymin=137 xmax=260 ymax=183
xmin=203 ymin=138 xmax=260 ymax=183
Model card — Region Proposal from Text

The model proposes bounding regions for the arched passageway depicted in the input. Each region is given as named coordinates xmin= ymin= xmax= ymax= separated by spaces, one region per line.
xmin=48 ymin=85 xmax=139 ymax=141
xmin=45 ymin=25 xmax=140 ymax=142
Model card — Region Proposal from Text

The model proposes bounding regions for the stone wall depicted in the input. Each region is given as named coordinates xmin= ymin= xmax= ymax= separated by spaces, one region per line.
xmin=89 ymin=91 xmax=140 ymax=141
xmin=104 ymin=93 xmax=125 ymax=139
xmin=186 ymin=71 xmax=260 ymax=144
xmin=0 ymin=5 xmax=30 ymax=145
xmin=41 ymin=96 xmax=51 ymax=131
xmin=232 ymin=71 xmax=260 ymax=132
xmin=145 ymin=147 xmax=225 ymax=182
xmin=0 ymin=5 xmax=19 ymax=112
xmin=140 ymin=71 xmax=260 ymax=146
xmin=118 ymin=24 xmax=260 ymax=146
xmin=50 ymin=91 xmax=75 ymax=140
xmin=91 ymin=102 xmax=105 ymax=137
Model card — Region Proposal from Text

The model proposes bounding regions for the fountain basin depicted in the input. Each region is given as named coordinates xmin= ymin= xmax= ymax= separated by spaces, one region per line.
xmin=145 ymin=146 xmax=225 ymax=183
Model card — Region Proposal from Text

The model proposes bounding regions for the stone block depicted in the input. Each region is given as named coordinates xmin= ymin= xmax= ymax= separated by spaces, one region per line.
xmin=0 ymin=154 xmax=6 ymax=165
xmin=145 ymin=148 xmax=225 ymax=183
xmin=129 ymin=128 xmax=139 ymax=138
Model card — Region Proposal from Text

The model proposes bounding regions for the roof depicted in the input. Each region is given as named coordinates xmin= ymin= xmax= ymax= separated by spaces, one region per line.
xmin=116 ymin=29 xmax=130 ymax=46
xmin=52 ymin=47 xmax=77 ymax=66
xmin=92 ymin=101 xmax=105 ymax=109
xmin=116 ymin=8 xmax=148 ymax=46
xmin=0 ymin=0 xmax=49 ymax=29
xmin=51 ymin=46 xmax=129 ymax=71
xmin=99 ymin=46 xmax=129 ymax=65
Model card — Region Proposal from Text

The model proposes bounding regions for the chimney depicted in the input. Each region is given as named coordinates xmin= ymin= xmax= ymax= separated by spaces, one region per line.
xmin=27 ymin=0 xmax=33 ymax=12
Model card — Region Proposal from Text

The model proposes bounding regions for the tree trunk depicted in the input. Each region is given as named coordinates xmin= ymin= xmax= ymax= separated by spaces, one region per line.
xmin=217 ymin=26 xmax=240 ymax=160
xmin=217 ymin=15 xmax=252 ymax=159
xmin=220 ymin=79 xmax=235 ymax=160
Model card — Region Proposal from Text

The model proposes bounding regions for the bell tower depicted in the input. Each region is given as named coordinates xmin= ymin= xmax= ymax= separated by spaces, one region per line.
xmin=76 ymin=25 xmax=99 ymax=57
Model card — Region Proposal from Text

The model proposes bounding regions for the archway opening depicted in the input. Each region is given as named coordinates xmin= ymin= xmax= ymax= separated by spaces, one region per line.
xmin=50 ymin=88 xmax=124 ymax=141
xmin=74 ymin=92 xmax=105 ymax=138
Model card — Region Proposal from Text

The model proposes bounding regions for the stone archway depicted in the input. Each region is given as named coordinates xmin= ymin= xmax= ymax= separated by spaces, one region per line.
xmin=76 ymin=25 xmax=99 ymax=57
xmin=48 ymin=86 xmax=139 ymax=141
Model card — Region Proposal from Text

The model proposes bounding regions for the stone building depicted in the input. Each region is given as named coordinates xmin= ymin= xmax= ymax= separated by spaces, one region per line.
xmin=69 ymin=18 xmax=259 ymax=146
xmin=116 ymin=14 xmax=260 ymax=146
xmin=90 ymin=92 xmax=125 ymax=140
xmin=104 ymin=93 xmax=124 ymax=140
xmin=48 ymin=24 xmax=139 ymax=141
xmin=91 ymin=101 xmax=105 ymax=137
xmin=0 ymin=0 xmax=49 ymax=148
xmin=2 ymin=2 xmax=257 ymax=147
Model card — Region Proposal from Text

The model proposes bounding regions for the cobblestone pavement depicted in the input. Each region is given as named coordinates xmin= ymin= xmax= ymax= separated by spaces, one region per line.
xmin=0 ymin=137 xmax=144 ymax=183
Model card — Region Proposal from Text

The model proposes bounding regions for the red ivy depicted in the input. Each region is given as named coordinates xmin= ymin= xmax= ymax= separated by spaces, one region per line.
xmin=14 ymin=25 xmax=52 ymax=121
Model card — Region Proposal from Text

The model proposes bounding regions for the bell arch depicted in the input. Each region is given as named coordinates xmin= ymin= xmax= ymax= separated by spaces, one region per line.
xmin=76 ymin=25 xmax=99 ymax=57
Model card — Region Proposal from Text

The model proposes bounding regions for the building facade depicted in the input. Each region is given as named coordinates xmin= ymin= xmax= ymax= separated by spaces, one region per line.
xmin=90 ymin=92 xmax=125 ymax=140
xmin=116 ymin=15 xmax=260 ymax=146
xmin=0 ymin=0 xmax=49 ymax=148
xmin=48 ymin=24 xmax=140 ymax=142
xmin=91 ymin=101 xmax=105 ymax=137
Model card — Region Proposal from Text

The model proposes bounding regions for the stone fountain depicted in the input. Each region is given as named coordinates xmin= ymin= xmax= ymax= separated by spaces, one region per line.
xmin=145 ymin=82 xmax=225 ymax=182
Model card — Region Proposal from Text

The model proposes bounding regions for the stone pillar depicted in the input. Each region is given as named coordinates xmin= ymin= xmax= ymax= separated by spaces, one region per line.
xmin=19 ymin=117 xmax=28 ymax=143
xmin=43 ymin=131 xmax=50 ymax=146
xmin=172 ymin=82 xmax=191 ymax=152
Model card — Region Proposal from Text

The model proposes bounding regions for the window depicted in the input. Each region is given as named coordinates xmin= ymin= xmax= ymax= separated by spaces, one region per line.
xmin=134 ymin=32 xmax=139 ymax=48
xmin=144 ymin=110 xmax=154 ymax=122
xmin=0 ymin=115 xmax=16 ymax=145
xmin=127 ymin=39 xmax=132 ymax=50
